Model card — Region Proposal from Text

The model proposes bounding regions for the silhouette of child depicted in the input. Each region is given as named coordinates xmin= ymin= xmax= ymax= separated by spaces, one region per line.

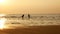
xmin=28 ymin=14 xmax=30 ymax=19
xmin=21 ymin=14 xmax=24 ymax=19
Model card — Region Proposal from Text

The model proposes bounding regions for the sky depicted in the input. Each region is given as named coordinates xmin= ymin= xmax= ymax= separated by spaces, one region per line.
xmin=0 ymin=0 xmax=60 ymax=14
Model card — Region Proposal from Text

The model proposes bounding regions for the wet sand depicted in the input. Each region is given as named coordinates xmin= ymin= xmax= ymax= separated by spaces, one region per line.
xmin=0 ymin=25 xmax=60 ymax=34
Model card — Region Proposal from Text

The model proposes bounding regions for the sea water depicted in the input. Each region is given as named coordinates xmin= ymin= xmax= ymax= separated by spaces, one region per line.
xmin=0 ymin=14 xmax=60 ymax=29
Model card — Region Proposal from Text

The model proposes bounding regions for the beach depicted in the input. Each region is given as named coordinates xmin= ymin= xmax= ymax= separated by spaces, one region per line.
xmin=0 ymin=25 xmax=60 ymax=34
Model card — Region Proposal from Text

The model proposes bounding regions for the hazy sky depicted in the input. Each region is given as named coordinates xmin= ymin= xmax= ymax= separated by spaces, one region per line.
xmin=0 ymin=0 xmax=60 ymax=14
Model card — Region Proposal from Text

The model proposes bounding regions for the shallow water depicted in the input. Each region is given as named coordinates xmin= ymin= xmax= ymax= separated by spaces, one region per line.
xmin=0 ymin=14 xmax=60 ymax=29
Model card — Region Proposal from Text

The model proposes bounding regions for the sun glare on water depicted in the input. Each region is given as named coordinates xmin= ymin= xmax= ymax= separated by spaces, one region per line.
xmin=0 ymin=18 xmax=6 ymax=29
xmin=0 ymin=14 xmax=7 ymax=29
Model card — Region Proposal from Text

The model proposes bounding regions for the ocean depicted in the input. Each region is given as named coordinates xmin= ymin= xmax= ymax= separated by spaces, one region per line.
xmin=0 ymin=14 xmax=60 ymax=29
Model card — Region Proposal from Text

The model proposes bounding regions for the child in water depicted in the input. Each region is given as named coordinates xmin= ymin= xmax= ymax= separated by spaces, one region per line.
xmin=21 ymin=14 xmax=24 ymax=19
xmin=28 ymin=14 xmax=30 ymax=19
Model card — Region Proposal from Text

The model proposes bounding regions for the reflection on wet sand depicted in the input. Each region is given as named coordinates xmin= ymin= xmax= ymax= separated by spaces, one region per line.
xmin=0 ymin=25 xmax=60 ymax=34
